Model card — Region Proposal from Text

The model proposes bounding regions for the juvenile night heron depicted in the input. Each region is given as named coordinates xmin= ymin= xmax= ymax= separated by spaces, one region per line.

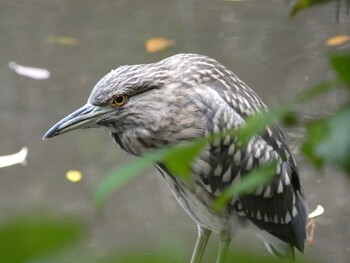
xmin=43 ymin=54 xmax=308 ymax=262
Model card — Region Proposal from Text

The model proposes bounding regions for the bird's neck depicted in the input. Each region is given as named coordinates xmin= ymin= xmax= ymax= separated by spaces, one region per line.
xmin=110 ymin=120 xmax=206 ymax=157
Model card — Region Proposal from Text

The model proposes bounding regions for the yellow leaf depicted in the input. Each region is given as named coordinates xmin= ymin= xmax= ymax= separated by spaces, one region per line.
xmin=145 ymin=37 xmax=175 ymax=53
xmin=45 ymin=36 xmax=79 ymax=46
xmin=66 ymin=170 xmax=82 ymax=183
xmin=326 ymin=35 xmax=350 ymax=47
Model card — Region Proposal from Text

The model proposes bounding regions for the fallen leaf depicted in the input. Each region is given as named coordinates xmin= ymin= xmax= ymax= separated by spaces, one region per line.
xmin=8 ymin=62 xmax=50 ymax=80
xmin=326 ymin=35 xmax=350 ymax=46
xmin=66 ymin=170 xmax=82 ymax=183
xmin=0 ymin=147 xmax=28 ymax=169
xmin=45 ymin=36 xmax=79 ymax=46
xmin=145 ymin=37 xmax=175 ymax=53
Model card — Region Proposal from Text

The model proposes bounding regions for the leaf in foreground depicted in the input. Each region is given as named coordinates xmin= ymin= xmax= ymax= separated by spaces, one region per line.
xmin=100 ymin=249 xmax=309 ymax=263
xmin=95 ymin=141 xmax=206 ymax=206
xmin=330 ymin=53 xmax=350 ymax=88
xmin=95 ymin=153 xmax=158 ymax=206
xmin=236 ymin=81 xmax=333 ymax=147
xmin=315 ymin=107 xmax=350 ymax=173
xmin=301 ymin=120 xmax=328 ymax=169
xmin=163 ymin=139 xmax=206 ymax=179
xmin=0 ymin=214 xmax=81 ymax=263
xmin=214 ymin=162 xmax=276 ymax=210
xmin=100 ymin=251 xmax=181 ymax=263
xmin=302 ymin=107 xmax=350 ymax=173
xmin=95 ymin=80 xmax=334 ymax=206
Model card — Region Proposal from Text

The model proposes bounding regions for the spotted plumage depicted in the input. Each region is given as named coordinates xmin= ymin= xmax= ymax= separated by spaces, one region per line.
xmin=43 ymin=53 xmax=309 ymax=262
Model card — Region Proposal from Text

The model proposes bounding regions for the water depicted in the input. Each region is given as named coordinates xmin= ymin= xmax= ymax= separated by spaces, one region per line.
xmin=0 ymin=0 xmax=349 ymax=262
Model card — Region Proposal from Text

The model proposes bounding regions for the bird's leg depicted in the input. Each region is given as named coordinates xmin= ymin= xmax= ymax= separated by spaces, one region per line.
xmin=215 ymin=230 xmax=231 ymax=263
xmin=307 ymin=218 xmax=316 ymax=247
xmin=190 ymin=225 xmax=211 ymax=263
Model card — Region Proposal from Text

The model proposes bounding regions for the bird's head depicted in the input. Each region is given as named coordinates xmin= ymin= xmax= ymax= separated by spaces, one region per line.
xmin=43 ymin=54 xmax=208 ymax=155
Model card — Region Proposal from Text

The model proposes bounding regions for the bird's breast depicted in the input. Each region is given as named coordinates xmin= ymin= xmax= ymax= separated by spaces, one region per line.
xmin=155 ymin=163 xmax=240 ymax=234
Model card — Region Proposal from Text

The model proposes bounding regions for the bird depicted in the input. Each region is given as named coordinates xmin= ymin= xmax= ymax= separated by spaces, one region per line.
xmin=43 ymin=53 xmax=308 ymax=263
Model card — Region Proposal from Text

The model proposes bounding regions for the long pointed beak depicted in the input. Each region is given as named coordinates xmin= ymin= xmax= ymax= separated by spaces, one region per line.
xmin=43 ymin=103 xmax=110 ymax=139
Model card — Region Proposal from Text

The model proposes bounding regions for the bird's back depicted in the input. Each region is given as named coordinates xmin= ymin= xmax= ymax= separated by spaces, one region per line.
xmin=153 ymin=54 xmax=308 ymax=258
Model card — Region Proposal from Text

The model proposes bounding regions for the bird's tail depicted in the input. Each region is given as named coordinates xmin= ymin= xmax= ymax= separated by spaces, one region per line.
xmin=260 ymin=232 xmax=295 ymax=260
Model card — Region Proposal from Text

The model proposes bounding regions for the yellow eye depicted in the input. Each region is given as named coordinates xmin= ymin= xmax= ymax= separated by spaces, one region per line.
xmin=112 ymin=94 xmax=127 ymax=106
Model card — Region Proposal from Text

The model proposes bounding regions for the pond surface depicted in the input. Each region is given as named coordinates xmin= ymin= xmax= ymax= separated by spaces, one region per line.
xmin=0 ymin=0 xmax=349 ymax=262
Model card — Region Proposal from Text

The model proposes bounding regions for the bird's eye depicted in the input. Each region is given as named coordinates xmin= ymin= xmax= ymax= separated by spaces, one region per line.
xmin=112 ymin=94 xmax=127 ymax=106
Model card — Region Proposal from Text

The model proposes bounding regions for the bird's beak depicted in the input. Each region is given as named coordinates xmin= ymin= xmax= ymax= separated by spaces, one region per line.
xmin=43 ymin=103 xmax=110 ymax=139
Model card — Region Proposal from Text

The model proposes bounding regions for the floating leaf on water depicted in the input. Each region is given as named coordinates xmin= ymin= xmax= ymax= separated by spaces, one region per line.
xmin=8 ymin=62 xmax=50 ymax=80
xmin=326 ymin=35 xmax=350 ymax=46
xmin=66 ymin=170 xmax=82 ymax=183
xmin=145 ymin=37 xmax=175 ymax=53
xmin=45 ymin=36 xmax=79 ymax=46
xmin=0 ymin=147 xmax=28 ymax=169
xmin=308 ymin=205 xmax=325 ymax=218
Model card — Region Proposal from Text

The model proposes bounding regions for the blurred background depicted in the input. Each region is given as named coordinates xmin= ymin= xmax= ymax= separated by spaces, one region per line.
xmin=0 ymin=0 xmax=349 ymax=262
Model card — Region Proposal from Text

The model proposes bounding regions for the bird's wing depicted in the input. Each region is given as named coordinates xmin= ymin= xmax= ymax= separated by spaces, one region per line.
xmin=193 ymin=76 xmax=308 ymax=255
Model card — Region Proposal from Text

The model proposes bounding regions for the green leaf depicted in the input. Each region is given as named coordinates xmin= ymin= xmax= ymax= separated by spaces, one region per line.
xmin=235 ymin=81 xmax=334 ymax=147
xmin=95 ymin=80 xmax=335 ymax=206
xmin=281 ymin=111 xmax=298 ymax=126
xmin=302 ymin=106 xmax=350 ymax=173
xmin=330 ymin=53 xmax=350 ymax=88
xmin=301 ymin=120 xmax=328 ymax=169
xmin=99 ymin=249 xmax=310 ymax=263
xmin=290 ymin=0 xmax=335 ymax=17
xmin=100 ymin=251 xmax=181 ymax=263
xmin=236 ymin=106 xmax=289 ymax=147
xmin=225 ymin=251 xmax=309 ymax=263
xmin=94 ymin=149 xmax=167 ymax=206
xmin=316 ymin=107 xmax=350 ymax=173
xmin=294 ymin=81 xmax=335 ymax=103
xmin=95 ymin=140 xmax=207 ymax=206
xmin=214 ymin=162 xmax=276 ymax=210
xmin=163 ymin=139 xmax=206 ymax=179
xmin=0 ymin=214 xmax=81 ymax=263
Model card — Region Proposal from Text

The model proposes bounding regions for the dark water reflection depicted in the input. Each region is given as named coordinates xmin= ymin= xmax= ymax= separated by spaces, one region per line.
xmin=0 ymin=0 xmax=349 ymax=262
